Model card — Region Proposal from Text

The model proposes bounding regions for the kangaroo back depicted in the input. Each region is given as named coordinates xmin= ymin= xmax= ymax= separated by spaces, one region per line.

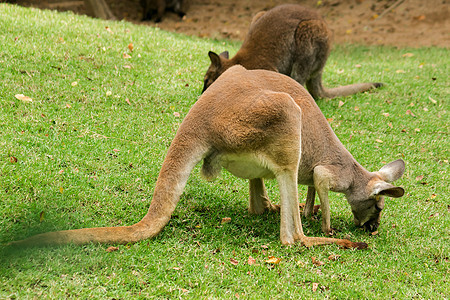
xmin=203 ymin=4 xmax=382 ymax=99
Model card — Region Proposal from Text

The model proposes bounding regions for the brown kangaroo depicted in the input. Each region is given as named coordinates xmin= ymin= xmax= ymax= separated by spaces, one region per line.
xmin=9 ymin=66 xmax=404 ymax=249
xmin=203 ymin=4 xmax=382 ymax=99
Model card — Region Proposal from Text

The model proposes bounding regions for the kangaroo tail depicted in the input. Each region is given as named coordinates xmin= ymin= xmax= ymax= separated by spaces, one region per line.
xmin=8 ymin=129 xmax=207 ymax=247
xmin=306 ymin=74 xmax=383 ymax=100
xmin=321 ymin=82 xmax=383 ymax=99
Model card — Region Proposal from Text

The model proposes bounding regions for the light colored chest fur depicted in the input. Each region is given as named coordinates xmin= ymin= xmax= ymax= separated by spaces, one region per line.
xmin=220 ymin=152 xmax=276 ymax=180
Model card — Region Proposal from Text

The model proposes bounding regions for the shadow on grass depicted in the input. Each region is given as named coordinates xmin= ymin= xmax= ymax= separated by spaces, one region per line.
xmin=1 ymin=190 xmax=370 ymax=261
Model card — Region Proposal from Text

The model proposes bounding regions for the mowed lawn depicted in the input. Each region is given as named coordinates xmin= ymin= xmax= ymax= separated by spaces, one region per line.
xmin=0 ymin=4 xmax=448 ymax=299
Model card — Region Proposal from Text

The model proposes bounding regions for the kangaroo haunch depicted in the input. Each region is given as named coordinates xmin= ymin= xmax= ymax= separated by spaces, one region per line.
xmin=203 ymin=4 xmax=382 ymax=99
xmin=10 ymin=66 xmax=404 ymax=249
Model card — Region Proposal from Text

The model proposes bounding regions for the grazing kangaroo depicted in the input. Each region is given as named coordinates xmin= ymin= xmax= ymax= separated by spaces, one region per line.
xmin=9 ymin=66 xmax=404 ymax=249
xmin=141 ymin=0 xmax=190 ymax=22
xmin=203 ymin=4 xmax=382 ymax=99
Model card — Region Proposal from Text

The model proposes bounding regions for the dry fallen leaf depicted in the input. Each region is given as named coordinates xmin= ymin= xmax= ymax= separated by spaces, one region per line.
xmin=312 ymin=282 xmax=319 ymax=292
xmin=328 ymin=254 xmax=341 ymax=261
xmin=221 ymin=217 xmax=231 ymax=224
xmin=128 ymin=42 xmax=134 ymax=52
xmin=371 ymin=230 xmax=379 ymax=236
xmin=173 ymin=112 xmax=181 ymax=117
xmin=312 ymin=257 xmax=325 ymax=266
xmin=376 ymin=139 xmax=383 ymax=143
xmin=247 ymin=256 xmax=256 ymax=265
xmin=415 ymin=175 xmax=424 ymax=181
xmin=406 ymin=109 xmax=416 ymax=117
xmin=428 ymin=96 xmax=437 ymax=104
xmin=123 ymin=53 xmax=132 ymax=59
xmin=396 ymin=70 xmax=406 ymax=74
xmin=338 ymin=100 xmax=345 ymax=107
xmin=105 ymin=26 xmax=114 ymax=34
xmin=106 ymin=246 xmax=119 ymax=252
xmin=15 ymin=94 xmax=32 ymax=103
xmin=125 ymin=98 xmax=131 ymax=105
xmin=402 ymin=53 xmax=414 ymax=58
xmin=10 ymin=156 xmax=18 ymax=163
xmin=265 ymin=256 xmax=281 ymax=264
xmin=230 ymin=258 xmax=239 ymax=266
xmin=382 ymin=113 xmax=390 ymax=117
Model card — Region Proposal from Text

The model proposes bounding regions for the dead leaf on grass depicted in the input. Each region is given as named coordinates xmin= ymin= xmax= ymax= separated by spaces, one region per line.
xmin=406 ymin=109 xmax=416 ymax=117
xmin=15 ymin=94 xmax=32 ymax=103
xmin=128 ymin=43 xmax=134 ymax=52
xmin=265 ymin=256 xmax=281 ymax=264
xmin=106 ymin=246 xmax=119 ymax=252
xmin=328 ymin=254 xmax=341 ymax=261
xmin=428 ymin=96 xmax=437 ymax=104
xmin=230 ymin=258 xmax=239 ymax=266
xmin=105 ymin=26 xmax=114 ymax=34
xmin=312 ymin=282 xmax=319 ymax=292
xmin=221 ymin=217 xmax=231 ymax=224
xmin=123 ymin=53 xmax=132 ymax=59
xmin=312 ymin=257 xmax=325 ymax=266
xmin=338 ymin=100 xmax=345 ymax=107
xmin=247 ymin=256 xmax=256 ymax=265
xmin=415 ymin=175 xmax=424 ymax=181
xmin=10 ymin=156 xmax=18 ymax=163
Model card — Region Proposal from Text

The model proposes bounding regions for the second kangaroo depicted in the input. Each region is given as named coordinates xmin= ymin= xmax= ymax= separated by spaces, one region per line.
xmin=203 ymin=4 xmax=382 ymax=99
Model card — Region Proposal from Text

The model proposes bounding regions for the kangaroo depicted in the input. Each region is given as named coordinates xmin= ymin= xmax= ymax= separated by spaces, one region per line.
xmin=203 ymin=4 xmax=382 ymax=99
xmin=9 ymin=66 xmax=404 ymax=249
xmin=141 ymin=0 xmax=190 ymax=22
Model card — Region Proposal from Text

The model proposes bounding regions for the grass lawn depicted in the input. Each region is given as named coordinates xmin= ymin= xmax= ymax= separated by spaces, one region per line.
xmin=0 ymin=3 xmax=448 ymax=299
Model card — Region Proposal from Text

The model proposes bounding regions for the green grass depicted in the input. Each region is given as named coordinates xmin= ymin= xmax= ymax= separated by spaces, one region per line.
xmin=0 ymin=4 xmax=448 ymax=299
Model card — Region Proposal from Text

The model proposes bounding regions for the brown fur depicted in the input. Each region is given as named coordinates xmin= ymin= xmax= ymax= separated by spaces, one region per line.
xmin=203 ymin=4 xmax=382 ymax=99
xmin=9 ymin=66 xmax=404 ymax=249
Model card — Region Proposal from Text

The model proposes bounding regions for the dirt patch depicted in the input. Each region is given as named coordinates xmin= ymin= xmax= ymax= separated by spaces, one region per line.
xmin=13 ymin=0 xmax=450 ymax=48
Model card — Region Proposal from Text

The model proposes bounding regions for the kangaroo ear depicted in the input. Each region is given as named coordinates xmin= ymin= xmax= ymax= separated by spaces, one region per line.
xmin=219 ymin=51 xmax=229 ymax=59
xmin=208 ymin=51 xmax=222 ymax=67
xmin=372 ymin=182 xmax=405 ymax=198
xmin=378 ymin=159 xmax=405 ymax=183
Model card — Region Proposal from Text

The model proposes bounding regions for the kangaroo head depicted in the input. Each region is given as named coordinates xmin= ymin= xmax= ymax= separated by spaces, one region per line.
xmin=348 ymin=159 xmax=405 ymax=232
xmin=202 ymin=51 xmax=230 ymax=92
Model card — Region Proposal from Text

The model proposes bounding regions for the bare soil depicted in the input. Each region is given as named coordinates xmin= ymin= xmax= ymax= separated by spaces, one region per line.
xmin=13 ymin=0 xmax=450 ymax=48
